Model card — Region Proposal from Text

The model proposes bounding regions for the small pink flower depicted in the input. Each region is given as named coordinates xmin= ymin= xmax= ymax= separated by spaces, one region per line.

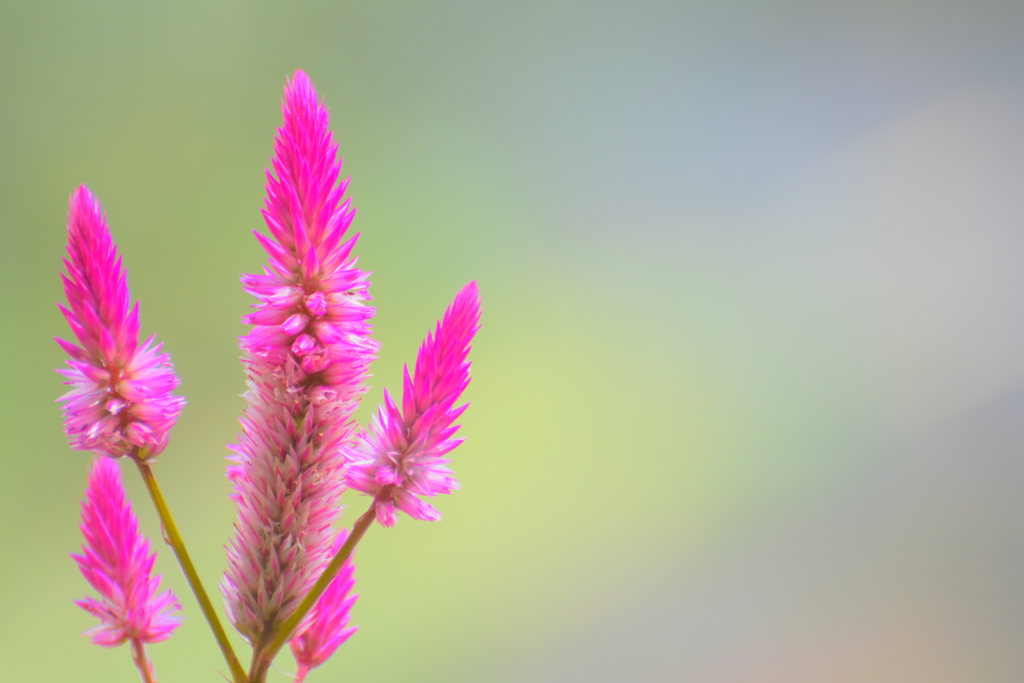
xmin=347 ymin=281 xmax=481 ymax=526
xmin=223 ymin=70 xmax=378 ymax=643
xmin=72 ymin=457 xmax=182 ymax=647
xmin=289 ymin=529 xmax=359 ymax=682
xmin=56 ymin=185 xmax=185 ymax=459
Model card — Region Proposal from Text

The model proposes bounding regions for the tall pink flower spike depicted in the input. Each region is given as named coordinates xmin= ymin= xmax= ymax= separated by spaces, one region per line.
xmin=289 ymin=529 xmax=359 ymax=682
xmin=348 ymin=281 xmax=481 ymax=526
xmin=73 ymin=457 xmax=182 ymax=680
xmin=56 ymin=185 xmax=186 ymax=460
xmin=222 ymin=70 xmax=378 ymax=645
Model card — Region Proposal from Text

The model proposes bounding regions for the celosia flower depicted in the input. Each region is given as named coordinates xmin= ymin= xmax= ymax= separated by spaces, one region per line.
xmin=72 ymin=456 xmax=182 ymax=647
xmin=289 ymin=529 xmax=359 ymax=682
xmin=56 ymin=185 xmax=185 ymax=459
xmin=347 ymin=281 xmax=481 ymax=526
xmin=222 ymin=70 xmax=377 ymax=644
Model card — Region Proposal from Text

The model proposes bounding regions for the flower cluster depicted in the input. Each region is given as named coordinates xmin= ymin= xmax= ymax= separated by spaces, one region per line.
xmin=221 ymin=70 xmax=378 ymax=645
xmin=56 ymin=185 xmax=185 ymax=459
xmin=347 ymin=281 xmax=481 ymax=526
xmin=57 ymin=70 xmax=481 ymax=683
xmin=72 ymin=457 xmax=182 ymax=647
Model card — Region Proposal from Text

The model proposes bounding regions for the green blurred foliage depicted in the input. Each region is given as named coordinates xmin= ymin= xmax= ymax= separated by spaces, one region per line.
xmin=6 ymin=0 xmax=1024 ymax=681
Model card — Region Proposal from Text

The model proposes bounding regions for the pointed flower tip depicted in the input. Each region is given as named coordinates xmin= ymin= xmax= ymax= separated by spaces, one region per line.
xmin=460 ymin=279 xmax=480 ymax=301
xmin=69 ymin=184 xmax=98 ymax=220
xmin=284 ymin=69 xmax=321 ymax=115
xmin=74 ymin=457 xmax=182 ymax=647
xmin=288 ymin=68 xmax=311 ymax=90
xmin=452 ymin=280 xmax=482 ymax=329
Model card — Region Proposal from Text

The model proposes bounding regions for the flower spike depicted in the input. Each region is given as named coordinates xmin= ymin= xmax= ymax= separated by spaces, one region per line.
xmin=56 ymin=185 xmax=185 ymax=459
xmin=348 ymin=281 xmax=481 ymax=526
xmin=223 ymin=70 xmax=378 ymax=646
xmin=289 ymin=529 xmax=359 ymax=682
xmin=72 ymin=457 xmax=182 ymax=647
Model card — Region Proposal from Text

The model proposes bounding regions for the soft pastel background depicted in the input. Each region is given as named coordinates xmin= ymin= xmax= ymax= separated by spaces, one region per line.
xmin=2 ymin=1 xmax=1024 ymax=681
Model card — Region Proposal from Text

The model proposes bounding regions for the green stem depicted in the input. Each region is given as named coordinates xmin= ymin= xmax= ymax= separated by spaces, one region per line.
xmin=130 ymin=638 xmax=158 ymax=683
xmin=250 ymin=502 xmax=377 ymax=679
xmin=131 ymin=452 xmax=249 ymax=683
xmin=249 ymin=643 xmax=273 ymax=683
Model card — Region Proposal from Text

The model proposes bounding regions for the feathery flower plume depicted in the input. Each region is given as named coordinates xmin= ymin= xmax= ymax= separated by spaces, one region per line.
xmin=73 ymin=457 xmax=182 ymax=648
xmin=56 ymin=185 xmax=185 ymax=459
xmin=347 ymin=281 xmax=481 ymax=526
xmin=289 ymin=529 xmax=359 ymax=682
xmin=223 ymin=70 xmax=377 ymax=645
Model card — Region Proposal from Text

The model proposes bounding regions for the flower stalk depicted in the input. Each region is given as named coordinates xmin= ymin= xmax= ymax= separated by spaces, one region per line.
xmin=132 ymin=450 xmax=249 ymax=683
xmin=130 ymin=638 xmax=158 ymax=683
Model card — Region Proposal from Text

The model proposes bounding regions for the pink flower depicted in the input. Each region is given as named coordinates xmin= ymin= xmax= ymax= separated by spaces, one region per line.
xmin=223 ymin=70 xmax=378 ymax=643
xmin=347 ymin=281 xmax=481 ymax=526
xmin=72 ymin=457 xmax=182 ymax=647
xmin=56 ymin=185 xmax=185 ymax=459
xmin=289 ymin=529 xmax=359 ymax=682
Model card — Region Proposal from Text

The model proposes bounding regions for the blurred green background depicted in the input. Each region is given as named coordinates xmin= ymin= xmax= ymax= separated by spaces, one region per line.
xmin=3 ymin=1 xmax=1024 ymax=681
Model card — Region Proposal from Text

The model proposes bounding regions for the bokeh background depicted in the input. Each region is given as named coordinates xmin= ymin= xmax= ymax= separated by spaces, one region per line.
xmin=3 ymin=1 xmax=1024 ymax=681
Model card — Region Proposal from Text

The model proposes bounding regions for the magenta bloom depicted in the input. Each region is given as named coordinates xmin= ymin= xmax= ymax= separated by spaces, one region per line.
xmin=73 ymin=457 xmax=182 ymax=647
xmin=223 ymin=70 xmax=377 ymax=643
xmin=289 ymin=529 xmax=359 ymax=682
xmin=56 ymin=185 xmax=185 ymax=459
xmin=347 ymin=281 xmax=481 ymax=526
